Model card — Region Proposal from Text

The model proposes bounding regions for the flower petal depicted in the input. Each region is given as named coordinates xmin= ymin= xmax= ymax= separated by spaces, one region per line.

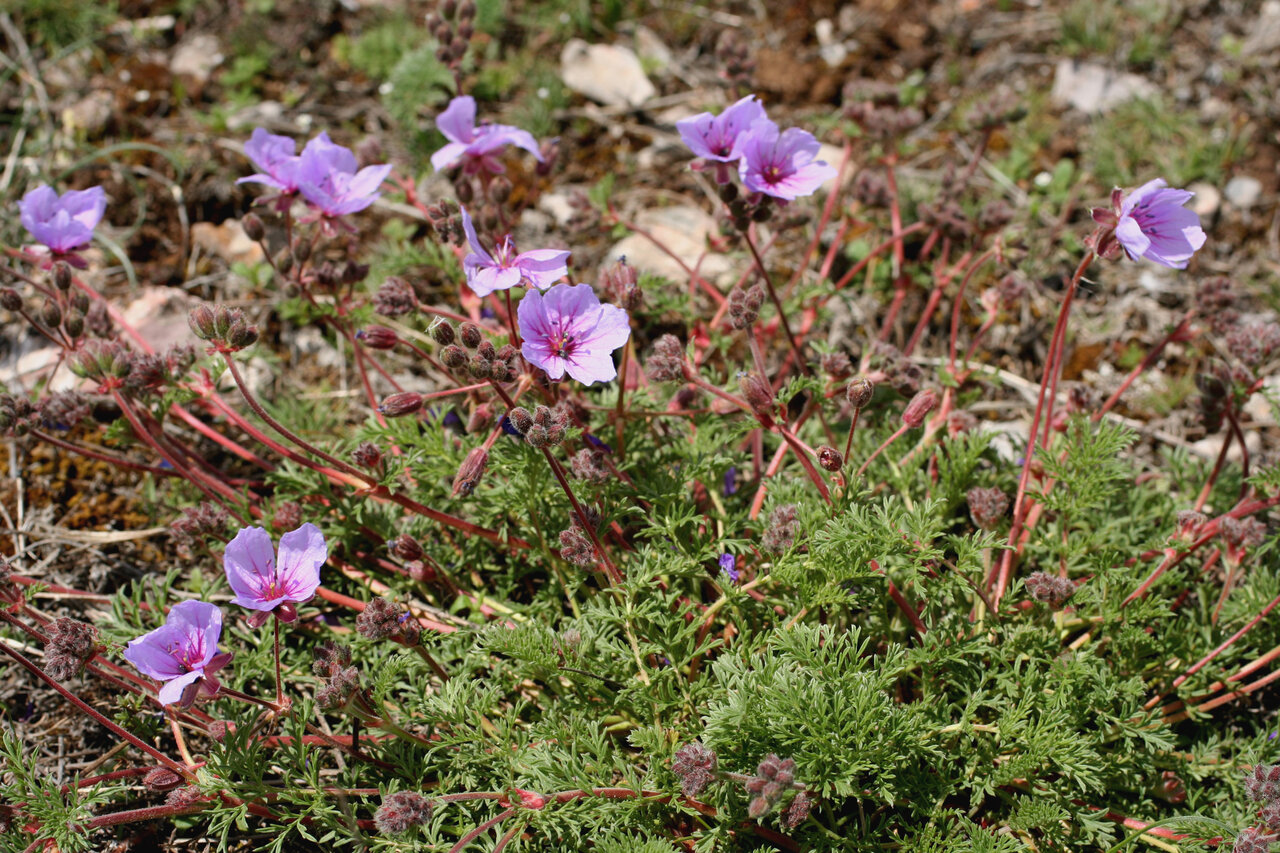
xmin=276 ymin=522 xmax=327 ymax=603
xmin=157 ymin=670 xmax=203 ymax=706
xmin=436 ymin=96 xmax=477 ymax=144
xmin=224 ymin=526 xmax=277 ymax=607
xmin=1115 ymin=215 xmax=1150 ymax=261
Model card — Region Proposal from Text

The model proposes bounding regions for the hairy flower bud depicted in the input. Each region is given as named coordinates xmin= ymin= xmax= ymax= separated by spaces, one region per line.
xmin=451 ymin=447 xmax=488 ymax=497
xmin=389 ymin=534 xmax=423 ymax=562
xmin=1024 ymin=571 xmax=1075 ymax=609
xmin=440 ymin=344 xmax=468 ymax=370
xmin=0 ymin=288 xmax=22 ymax=312
xmin=780 ymin=790 xmax=813 ymax=830
xmin=429 ymin=318 xmax=456 ymax=346
xmin=559 ymin=525 xmax=596 ymax=566
xmin=966 ymin=487 xmax=1009 ymax=530
xmin=378 ymin=392 xmax=424 ymax=418
xmin=728 ymin=284 xmax=765 ymax=330
xmin=507 ymin=406 xmax=533 ymax=435
xmin=241 ymin=213 xmax=265 ymax=242
xmin=144 ymin=767 xmax=183 ymax=792
xmin=374 ymin=277 xmax=418 ymax=317
xmin=459 ymin=322 xmax=482 ymax=349
xmin=821 ymin=352 xmax=852 ymax=379
xmin=817 ymin=446 xmax=843 ymax=472
xmin=602 ymin=256 xmax=642 ymax=311
xmin=763 ymin=504 xmax=800 ymax=554
xmin=374 ymin=791 xmax=434 ymax=835
xmin=357 ymin=326 xmax=398 ymax=350
xmin=845 ymin=377 xmax=874 ymax=409
xmin=647 ymin=335 xmax=687 ymax=382
xmin=672 ymin=742 xmax=717 ymax=796
xmin=901 ymin=388 xmax=938 ymax=428
xmin=44 ymin=617 xmax=99 ymax=680
xmin=739 ymin=373 xmax=774 ymax=416
xmin=353 ymin=441 xmax=383 ymax=469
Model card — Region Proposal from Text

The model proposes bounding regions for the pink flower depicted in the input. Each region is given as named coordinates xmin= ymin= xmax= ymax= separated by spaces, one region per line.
xmin=737 ymin=120 xmax=835 ymax=201
xmin=237 ymin=128 xmax=301 ymax=194
xmin=430 ymin=96 xmax=542 ymax=174
xmin=123 ymin=600 xmax=231 ymax=707
xmin=18 ymin=184 xmax=106 ymax=256
xmin=1093 ymin=179 xmax=1207 ymax=269
xmin=518 ymin=283 xmax=631 ymax=385
xmin=295 ymin=133 xmax=392 ymax=218
xmin=677 ymin=95 xmax=768 ymax=162
xmin=224 ymin=523 xmax=326 ymax=626
xmin=461 ymin=206 xmax=569 ymax=297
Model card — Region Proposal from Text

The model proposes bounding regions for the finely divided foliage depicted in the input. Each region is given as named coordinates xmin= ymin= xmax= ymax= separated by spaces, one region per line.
xmin=3 ymin=8 xmax=1280 ymax=853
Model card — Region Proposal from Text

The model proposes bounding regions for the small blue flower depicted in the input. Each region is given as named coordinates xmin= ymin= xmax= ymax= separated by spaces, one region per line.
xmin=719 ymin=553 xmax=739 ymax=584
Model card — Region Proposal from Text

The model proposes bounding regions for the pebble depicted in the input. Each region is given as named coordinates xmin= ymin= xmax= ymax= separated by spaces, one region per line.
xmin=191 ymin=220 xmax=266 ymax=267
xmin=1188 ymin=182 xmax=1221 ymax=218
xmin=560 ymin=39 xmax=656 ymax=109
xmin=1050 ymin=60 xmax=1156 ymax=115
xmin=62 ymin=91 xmax=114 ymax=138
xmin=170 ymin=34 xmax=224 ymax=86
xmin=606 ymin=205 xmax=733 ymax=286
xmin=1224 ymin=175 xmax=1262 ymax=208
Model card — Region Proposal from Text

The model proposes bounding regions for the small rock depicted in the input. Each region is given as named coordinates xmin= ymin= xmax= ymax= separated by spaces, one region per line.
xmin=227 ymin=100 xmax=286 ymax=132
xmin=539 ymin=191 xmax=577 ymax=227
xmin=62 ymin=91 xmax=114 ymax=137
xmin=1224 ymin=175 xmax=1262 ymax=208
xmin=815 ymin=19 xmax=848 ymax=67
xmin=1050 ymin=60 xmax=1157 ymax=115
xmin=560 ymin=39 xmax=656 ymax=109
xmin=816 ymin=143 xmax=849 ymax=193
xmin=192 ymin=220 xmax=266 ymax=267
xmin=607 ymin=206 xmax=734 ymax=286
xmin=633 ymin=25 xmax=672 ymax=70
xmin=170 ymin=34 xmax=224 ymax=86
xmin=1188 ymin=182 xmax=1221 ymax=218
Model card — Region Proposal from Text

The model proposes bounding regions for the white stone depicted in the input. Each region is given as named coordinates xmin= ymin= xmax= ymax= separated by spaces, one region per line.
xmin=227 ymin=100 xmax=285 ymax=132
xmin=62 ymin=91 xmax=113 ymax=137
xmin=606 ymin=205 xmax=733 ymax=287
xmin=633 ymin=25 xmax=672 ymax=69
xmin=170 ymin=34 xmax=224 ymax=85
xmin=538 ymin=192 xmax=577 ymax=227
xmin=1051 ymin=60 xmax=1157 ymax=114
xmin=192 ymin=220 xmax=266 ymax=267
xmin=1188 ymin=182 xmax=1221 ymax=218
xmin=1224 ymin=175 xmax=1263 ymax=208
xmin=560 ymin=39 xmax=656 ymax=109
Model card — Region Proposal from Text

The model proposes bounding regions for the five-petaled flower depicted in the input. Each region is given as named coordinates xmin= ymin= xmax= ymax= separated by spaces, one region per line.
xmin=18 ymin=184 xmax=107 ymax=263
xmin=123 ymin=600 xmax=231 ymax=707
xmin=461 ymin=206 xmax=569 ymax=297
xmin=295 ymin=133 xmax=392 ymax=219
xmin=1092 ymin=179 xmax=1207 ymax=269
xmin=237 ymin=128 xmax=301 ymax=196
xmin=430 ymin=95 xmax=542 ymax=174
xmin=737 ymin=120 xmax=836 ymax=201
xmin=224 ymin=523 xmax=327 ymax=627
xmin=677 ymin=95 xmax=768 ymax=163
xmin=518 ymin=283 xmax=631 ymax=385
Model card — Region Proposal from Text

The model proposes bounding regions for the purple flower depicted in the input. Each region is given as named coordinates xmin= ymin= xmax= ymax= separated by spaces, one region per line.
xmin=123 ymin=600 xmax=231 ymax=707
xmin=294 ymin=133 xmax=392 ymax=218
xmin=518 ymin=283 xmax=631 ymax=385
xmin=719 ymin=553 xmax=739 ymax=584
xmin=677 ymin=95 xmax=768 ymax=162
xmin=237 ymin=128 xmax=301 ymax=193
xmin=1103 ymin=179 xmax=1207 ymax=269
xmin=461 ymin=206 xmax=569 ymax=297
xmin=737 ymin=120 xmax=836 ymax=201
xmin=430 ymin=95 xmax=542 ymax=174
xmin=18 ymin=184 xmax=106 ymax=254
xmin=224 ymin=523 xmax=326 ymax=626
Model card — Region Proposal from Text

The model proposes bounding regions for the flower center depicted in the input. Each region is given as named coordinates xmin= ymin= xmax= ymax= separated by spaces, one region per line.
xmin=765 ymin=165 xmax=783 ymax=184
xmin=549 ymin=330 xmax=575 ymax=358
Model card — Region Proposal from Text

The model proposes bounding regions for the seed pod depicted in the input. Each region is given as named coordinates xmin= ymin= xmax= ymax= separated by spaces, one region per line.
xmin=378 ymin=392 xmax=424 ymax=418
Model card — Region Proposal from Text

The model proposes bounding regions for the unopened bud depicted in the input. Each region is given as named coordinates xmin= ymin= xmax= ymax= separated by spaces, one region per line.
xmin=451 ymin=447 xmax=488 ymax=497
xmin=429 ymin=318 xmax=456 ymax=346
xmin=241 ymin=213 xmax=265 ymax=242
xmin=818 ymin=446 xmax=843 ymax=472
xmin=846 ymin=377 xmax=874 ymax=409
xmin=459 ymin=322 xmax=482 ymax=348
xmin=40 ymin=299 xmax=62 ymax=329
xmin=357 ymin=326 xmax=398 ymax=350
xmin=508 ymin=406 xmax=533 ymax=435
xmin=53 ymin=262 xmax=72 ymax=291
xmin=0 ymin=289 xmax=22 ymax=311
xmin=901 ymin=388 xmax=938 ymax=428
xmin=738 ymin=373 xmax=774 ymax=415
xmin=292 ymin=238 xmax=311 ymax=264
xmin=378 ymin=392 xmax=424 ymax=418
xmin=63 ymin=310 xmax=84 ymax=339
xmin=144 ymin=767 xmax=183 ymax=792
xmin=389 ymin=534 xmax=423 ymax=562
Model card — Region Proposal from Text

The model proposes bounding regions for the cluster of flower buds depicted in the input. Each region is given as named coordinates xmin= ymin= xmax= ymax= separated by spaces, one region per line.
xmin=433 ymin=320 xmax=519 ymax=382
xmin=373 ymin=276 xmax=420 ymax=317
xmin=69 ymin=339 xmax=134 ymax=388
xmin=352 ymin=440 xmax=384 ymax=470
xmin=821 ymin=351 xmax=852 ymax=380
xmin=570 ymin=447 xmax=610 ymax=484
xmin=170 ymin=502 xmax=230 ymax=556
xmin=714 ymin=29 xmax=755 ymax=90
xmin=1024 ymin=571 xmax=1075 ymax=609
xmin=313 ymin=640 xmax=361 ymax=710
xmin=867 ymin=342 xmax=923 ymax=396
xmin=37 ymin=391 xmax=92 ymax=431
xmin=745 ymin=754 xmax=800 ymax=819
xmin=966 ymin=487 xmax=1009 ymax=530
xmin=0 ymin=394 xmax=36 ymax=436
xmin=356 ymin=596 xmax=422 ymax=645
xmin=672 ymin=742 xmax=718 ymax=797
xmin=722 ymin=183 xmax=775 ymax=231
xmin=126 ymin=345 xmax=197 ymax=397
xmin=374 ymin=790 xmax=435 ymax=836
xmin=965 ymin=88 xmax=1027 ymax=131
xmin=1242 ymin=765 xmax=1280 ymax=846
xmin=43 ymin=617 xmax=101 ymax=680
xmin=601 ymin=257 xmax=642 ymax=312
xmin=188 ymin=304 xmax=260 ymax=352
xmin=762 ymin=504 xmax=800 ymax=554
xmin=508 ymin=405 xmax=568 ymax=449
xmin=426 ymin=0 xmax=476 ymax=76
xmin=728 ymin=283 xmax=765 ymax=330
xmin=842 ymin=79 xmax=923 ymax=141
xmin=558 ymin=521 xmax=597 ymax=567
xmin=1226 ymin=321 xmax=1280 ymax=368
xmin=1220 ymin=516 xmax=1268 ymax=569
xmin=313 ymin=260 xmax=369 ymax=292
xmin=646 ymin=335 xmax=688 ymax=383
xmin=852 ymin=169 xmax=892 ymax=208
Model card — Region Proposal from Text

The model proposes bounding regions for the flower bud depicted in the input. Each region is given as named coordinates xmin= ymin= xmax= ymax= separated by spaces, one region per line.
xmin=429 ymin=318 xmax=456 ymax=346
xmin=451 ymin=447 xmax=488 ymax=496
xmin=507 ymin=406 xmax=533 ymax=435
xmin=292 ymin=238 xmax=311 ymax=264
xmin=63 ymin=310 xmax=84 ymax=339
xmin=241 ymin=213 xmax=265 ymax=242
xmin=817 ymin=446 xmax=843 ymax=472
xmin=357 ymin=326 xmax=398 ymax=350
xmin=459 ymin=322 xmax=482 ymax=348
xmin=738 ymin=373 xmax=774 ymax=416
xmin=378 ymin=392 xmax=424 ymax=418
xmin=476 ymin=340 xmax=496 ymax=361
xmin=144 ymin=767 xmax=184 ymax=792
xmin=53 ymin=261 xmax=72 ymax=291
xmin=389 ymin=534 xmax=423 ymax=562
xmin=901 ymin=388 xmax=938 ymax=428
xmin=40 ymin=299 xmax=62 ymax=329
xmin=845 ymin=377 xmax=874 ymax=408
xmin=353 ymin=441 xmax=383 ymax=469
xmin=0 ymin=289 xmax=22 ymax=311
xmin=440 ymin=344 xmax=468 ymax=369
